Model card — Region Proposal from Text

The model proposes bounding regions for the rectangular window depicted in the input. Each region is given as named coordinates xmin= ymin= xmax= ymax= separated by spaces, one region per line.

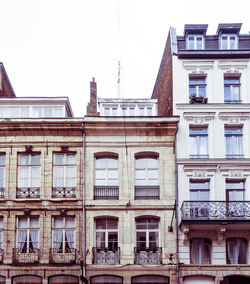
xmin=135 ymin=157 xmax=159 ymax=186
xmin=52 ymin=216 xmax=75 ymax=251
xmin=95 ymin=157 xmax=118 ymax=186
xmin=190 ymin=180 xmax=210 ymax=201
xmin=221 ymin=34 xmax=237 ymax=49
xmin=17 ymin=216 xmax=39 ymax=252
xmin=53 ymin=153 xmax=76 ymax=188
xmin=0 ymin=217 xmax=3 ymax=249
xmin=0 ymin=155 xmax=5 ymax=198
xmin=190 ymin=238 xmax=211 ymax=264
xmin=226 ymin=238 xmax=247 ymax=264
xmin=225 ymin=127 xmax=243 ymax=158
xmin=187 ymin=35 xmax=204 ymax=50
xmin=190 ymin=127 xmax=208 ymax=158
xmin=226 ymin=181 xmax=245 ymax=201
xmin=224 ymin=77 xmax=241 ymax=103
xmin=189 ymin=77 xmax=206 ymax=100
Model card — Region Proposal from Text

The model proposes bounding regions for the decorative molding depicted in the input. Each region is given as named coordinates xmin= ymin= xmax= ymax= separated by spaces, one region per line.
xmin=182 ymin=60 xmax=214 ymax=72
xmin=218 ymin=112 xmax=250 ymax=122
xmin=183 ymin=227 xmax=189 ymax=245
xmin=229 ymin=170 xmax=243 ymax=178
xmin=25 ymin=145 xmax=33 ymax=153
xmin=61 ymin=146 xmax=69 ymax=152
xmin=217 ymin=227 xmax=226 ymax=244
xmin=193 ymin=171 xmax=207 ymax=179
xmin=183 ymin=112 xmax=215 ymax=122
xmin=218 ymin=60 xmax=248 ymax=72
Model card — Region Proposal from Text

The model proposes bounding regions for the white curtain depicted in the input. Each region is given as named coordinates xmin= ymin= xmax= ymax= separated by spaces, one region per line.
xmin=0 ymin=231 xmax=2 ymax=249
xmin=65 ymin=230 xmax=74 ymax=249
xmin=66 ymin=166 xmax=76 ymax=187
xmin=190 ymin=239 xmax=199 ymax=264
xmin=53 ymin=230 xmax=63 ymax=250
xmin=54 ymin=167 xmax=64 ymax=187
xmin=18 ymin=167 xmax=29 ymax=187
xmin=29 ymin=230 xmax=38 ymax=249
xmin=226 ymin=240 xmax=235 ymax=264
xmin=0 ymin=168 xmax=4 ymax=188
xmin=17 ymin=230 xmax=27 ymax=251
xmin=226 ymin=136 xmax=242 ymax=156
xmin=30 ymin=167 xmax=40 ymax=187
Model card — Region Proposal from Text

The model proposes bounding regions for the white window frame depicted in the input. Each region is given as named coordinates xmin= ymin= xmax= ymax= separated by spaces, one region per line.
xmin=95 ymin=157 xmax=118 ymax=186
xmin=225 ymin=127 xmax=243 ymax=158
xmin=226 ymin=180 xmax=245 ymax=201
xmin=135 ymin=218 xmax=159 ymax=250
xmin=18 ymin=153 xmax=40 ymax=188
xmin=95 ymin=218 xmax=118 ymax=250
xmin=187 ymin=34 xmax=204 ymax=50
xmin=53 ymin=153 xmax=76 ymax=188
xmin=220 ymin=34 xmax=238 ymax=49
xmin=135 ymin=156 xmax=159 ymax=186
xmin=0 ymin=154 xmax=5 ymax=191
xmin=224 ymin=77 xmax=241 ymax=103
xmin=52 ymin=216 xmax=75 ymax=251
xmin=16 ymin=216 xmax=39 ymax=252
xmin=189 ymin=180 xmax=210 ymax=201
xmin=189 ymin=127 xmax=208 ymax=158
xmin=0 ymin=217 xmax=3 ymax=249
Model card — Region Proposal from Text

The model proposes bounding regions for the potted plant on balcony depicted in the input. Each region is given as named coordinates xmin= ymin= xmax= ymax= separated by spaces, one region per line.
xmin=189 ymin=93 xmax=208 ymax=104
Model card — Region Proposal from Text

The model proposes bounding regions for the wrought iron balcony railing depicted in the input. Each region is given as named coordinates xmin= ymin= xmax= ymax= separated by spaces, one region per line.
xmin=52 ymin=187 xmax=76 ymax=198
xmin=134 ymin=247 xmax=162 ymax=265
xmin=94 ymin=186 xmax=119 ymax=200
xmin=181 ymin=201 xmax=250 ymax=221
xmin=92 ymin=247 xmax=120 ymax=264
xmin=49 ymin=248 xmax=76 ymax=264
xmin=0 ymin=249 xmax=3 ymax=262
xmin=13 ymin=248 xmax=40 ymax=264
xmin=16 ymin=187 xmax=40 ymax=198
xmin=0 ymin=188 xmax=4 ymax=198
xmin=134 ymin=186 xmax=160 ymax=200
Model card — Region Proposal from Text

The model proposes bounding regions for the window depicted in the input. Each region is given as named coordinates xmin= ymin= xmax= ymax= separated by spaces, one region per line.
xmin=190 ymin=238 xmax=211 ymax=264
xmin=17 ymin=154 xmax=40 ymax=198
xmin=187 ymin=35 xmax=204 ymax=50
xmin=53 ymin=154 xmax=76 ymax=197
xmin=220 ymin=34 xmax=238 ymax=49
xmin=135 ymin=156 xmax=159 ymax=200
xmin=0 ymin=217 xmax=3 ymax=250
xmin=132 ymin=275 xmax=169 ymax=284
xmin=226 ymin=181 xmax=245 ymax=201
xmin=190 ymin=127 xmax=208 ymax=158
xmin=224 ymin=77 xmax=241 ymax=103
xmin=13 ymin=276 xmax=41 ymax=284
xmin=17 ymin=216 xmax=39 ymax=252
xmin=190 ymin=180 xmax=210 ymax=201
xmin=91 ymin=275 xmax=123 ymax=284
xmin=226 ymin=238 xmax=247 ymax=264
xmin=0 ymin=155 xmax=5 ymax=198
xmin=136 ymin=217 xmax=159 ymax=251
xmin=52 ymin=216 xmax=75 ymax=252
xmin=189 ymin=77 xmax=206 ymax=98
xmin=95 ymin=157 xmax=118 ymax=186
xmin=95 ymin=218 xmax=118 ymax=251
xmin=225 ymin=127 xmax=243 ymax=158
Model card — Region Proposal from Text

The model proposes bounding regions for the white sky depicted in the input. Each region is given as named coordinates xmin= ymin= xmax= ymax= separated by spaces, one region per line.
xmin=1 ymin=0 xmax=250 ymax=116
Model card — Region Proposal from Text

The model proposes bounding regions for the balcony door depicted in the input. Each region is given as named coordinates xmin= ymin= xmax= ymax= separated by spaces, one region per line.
xmin=226 ymin=181 xmax=245 ymax=219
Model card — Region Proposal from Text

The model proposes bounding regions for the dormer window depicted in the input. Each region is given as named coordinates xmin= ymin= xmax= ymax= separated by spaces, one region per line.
xmin=187 ymin=35 xmax=204 ymax=50
xmin=220 ymin=34 xmax=238 ymax=49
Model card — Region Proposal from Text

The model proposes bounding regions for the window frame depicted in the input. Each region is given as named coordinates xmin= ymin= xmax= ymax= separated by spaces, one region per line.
xmin=187 ymin=34 xmax=204 ymax=50
xmin=95 ymin=156 xmax=118 ymax=187
xmin=189 ymin=76 xmax=206 ymax=99
xmin=226 ymin=238 xmax=247 ymax=264
xmin=190 ymin=238 xmax=211 ymax=264
xmin=225 ymin=126 xmax=243 ymax=158
xmin=52 ymin=216 xmax=75 ymax=251
xmin=95 ymin=217 xmax=118 ymax=251
xmin=226 ymin=180 xmax=245 ymax=201
xmin=189 ymin=127 xmax=209 ymax=159
xmin=135 ymin=156 xmax=159 ymax=186
xmin=0 ymin=154 xmax=5 ymax=197
xmin=189 ymin=180 xmax=210 ymax=201
xmin=0 ymin=217 xmax=3 ymax=250
xmin=224 ymin=77 xmax=241 ymax=103
xmin=220 ymin=34 xmax=238 ymax=50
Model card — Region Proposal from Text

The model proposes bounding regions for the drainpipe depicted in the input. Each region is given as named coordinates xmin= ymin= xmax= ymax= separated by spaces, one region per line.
xmin=81 ymin=122 xmax=87 ymax=283
xmin=175 ymin=122 xmax=180 ymax=284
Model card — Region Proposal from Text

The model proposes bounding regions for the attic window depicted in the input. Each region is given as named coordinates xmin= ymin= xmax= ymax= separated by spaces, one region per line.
xmin=220 ymin=34 xmax=238 ymax=49
xmin=187 ymin=35 xmax=204 ymax=50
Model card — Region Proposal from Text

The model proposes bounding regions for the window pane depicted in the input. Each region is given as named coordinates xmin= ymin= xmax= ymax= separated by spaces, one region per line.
xmin=66 ymin=166 xmax=76 ymax=187
xmin=54 ymin=107 xmax=63 ymax=117
xmin=0 ymin=155 xmax=5 ymax=166
xmin=30 ymin=167 xmax=40 ymax=187
xmin=104 ymin=108 xmax=109 ymax=116
xmin=30 ymin=217 xmax=39 ymax=228
xmin=54 ymin=217 xmax=63 ymax=228
xmin=20 ymin=155 xmax=29 ymax=165
xmin=129 ymin=108 xmax=135 ymax=115
xmin=196 ymin=37 xmax=202 ymax=49
xmin=107 ymin=158 xmax=118 ymax=168
xmin=18 ymin=217 xmax=27 ymax=228
xmin=66 ymin=154 xmax=75 ymax=164
xmin=136 ymin=219 xmax=147 ymax=229
xmin=18 ymin=167 xmax=29 ymax=187
xmin=230 ymin=36 xmax=236 ymax=49
xmin=65 ymin=216 xmax=75 ymax=228
xmin=149 ymin=231 xmax=158 ymax=249
xmin=221 ymin=36 xmax=228 ymax=49
xmin=96 ymin=232 xmax=105 ymax=248
xmin=54 ymin=167 xmax=64 ymax=187
xmin=54 ymin=154 xmax=64 ymax=165
xmin=188 ymin=37 xmax=194 ymax=49
xmin=136 ymin=232 xmax=146 ymax=249
xmin=44 ymin=107 xmax=52 ymax=117
xmin=95 ymin=158 xmax=106 ymax=168
xmin=107 ymin=218 xmax=118 ymax=229
xmin=135 ymin=158 xmax=146 ymax=169
xmin=0 ymin=168 xmax=4 ymax=188
xmin=0 ymin=217 xmax=3 ymax=228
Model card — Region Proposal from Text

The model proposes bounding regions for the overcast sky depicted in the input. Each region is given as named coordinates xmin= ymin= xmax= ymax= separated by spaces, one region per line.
xmin=1 ymin=0 xmax=250 ymax=116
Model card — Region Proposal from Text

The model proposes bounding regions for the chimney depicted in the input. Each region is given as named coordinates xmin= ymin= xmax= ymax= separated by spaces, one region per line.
xmin=87 ymin=77 xmax=99 ymax=116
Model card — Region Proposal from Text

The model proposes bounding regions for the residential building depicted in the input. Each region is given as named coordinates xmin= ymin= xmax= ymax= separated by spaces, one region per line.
xmin=84 ymin=79 xmax=179 ymax=284
xmin=0 ymin=63 xmax=84 ymax=284
xmin=152 ymin=23 xmax=250 ymax=284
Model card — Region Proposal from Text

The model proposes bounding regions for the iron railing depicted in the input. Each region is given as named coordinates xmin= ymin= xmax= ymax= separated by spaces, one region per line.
xmin=13 ymin=248 xmax=40 ymax=264
xmin=134 ymin=247 xmax=162 ymax=265
xmin=94 ymin=186 xmax=119 ymax=200
xmin=52 ymin=187 xmax=76 ymax=198
xmin=92 ymin=247 xmax=120 ymax=264
xmin=181 ymin=201 xmax=250 ymax=221
xmin=49 ymin=248 xmax=76 ymax=264
xmin=0 ymin=188 xmax=4 ymax=198
xmin=16 ymin=187 xmax=40 ymax=198
xmin=134 ymin=186 xmax=160 ymax=200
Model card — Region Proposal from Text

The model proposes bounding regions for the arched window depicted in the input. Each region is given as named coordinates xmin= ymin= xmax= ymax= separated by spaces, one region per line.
xmin=132 ymin=275 xmax=169 ymax=284
xmin=12 ymin=275 xmax=42 ymax=284
xmin=91 ymin=275 xmax=123 ymax=284
xmin=190 ymin=238 xmax=211 ymax=264
xmin=94 ymin=155 xmax=118 ymax=200
xmin=48 ymin=275 xmax=79 ymax=284
xmin=226 ymin=238 xmax=247 ymax=264
xmin=135 ymin=154 xmax=159 ymax=200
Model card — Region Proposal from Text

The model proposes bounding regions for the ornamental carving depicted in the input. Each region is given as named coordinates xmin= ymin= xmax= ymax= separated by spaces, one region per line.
xmin=193 ymin=171 xmax=207 ymax=179
xmin=229 ymin=171 xmax=243 ymax=178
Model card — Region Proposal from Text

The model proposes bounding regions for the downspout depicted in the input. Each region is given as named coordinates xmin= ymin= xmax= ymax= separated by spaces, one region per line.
xmin=81 ymin=122 xmax=87 ymax=281
xmin=175 ymin=122 xmax=180 ymax=284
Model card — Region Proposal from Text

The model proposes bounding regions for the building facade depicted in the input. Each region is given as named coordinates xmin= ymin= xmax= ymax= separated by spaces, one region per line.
xmin=84 ymin=80 xmax=179 ymax=284
xmin=0 ymin=63 xmax=84 ymax=284
xmin=152 ymin=23 xmax=250 ymax=284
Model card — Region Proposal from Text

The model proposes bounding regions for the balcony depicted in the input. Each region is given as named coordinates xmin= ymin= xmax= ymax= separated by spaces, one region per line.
xmin=94 ymin=186 xmax=119 ymax=200
xmin=0 ymin=249 xmax=3 ymax=262
xmin=92 ymin=247 xmax=120 ymax=264
xmin=52 ymin=187 xmax=76 ymax=198
xmin=49 ymin=248 xmax=76 ymax=264
xmin=134 ymin=186 xmax=160 ymax=200
xmin=13 ymin=248 xmax=40 ymax=264
xmin=16 ymin=187 xmax=40 ymax=198
xmin=134 ymin=247 xmax=162 ymax=265
xmin=0 ymin=188 xmax=4 ymax=198
xmin=181 ymin=201 xmax=250 ymax=222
